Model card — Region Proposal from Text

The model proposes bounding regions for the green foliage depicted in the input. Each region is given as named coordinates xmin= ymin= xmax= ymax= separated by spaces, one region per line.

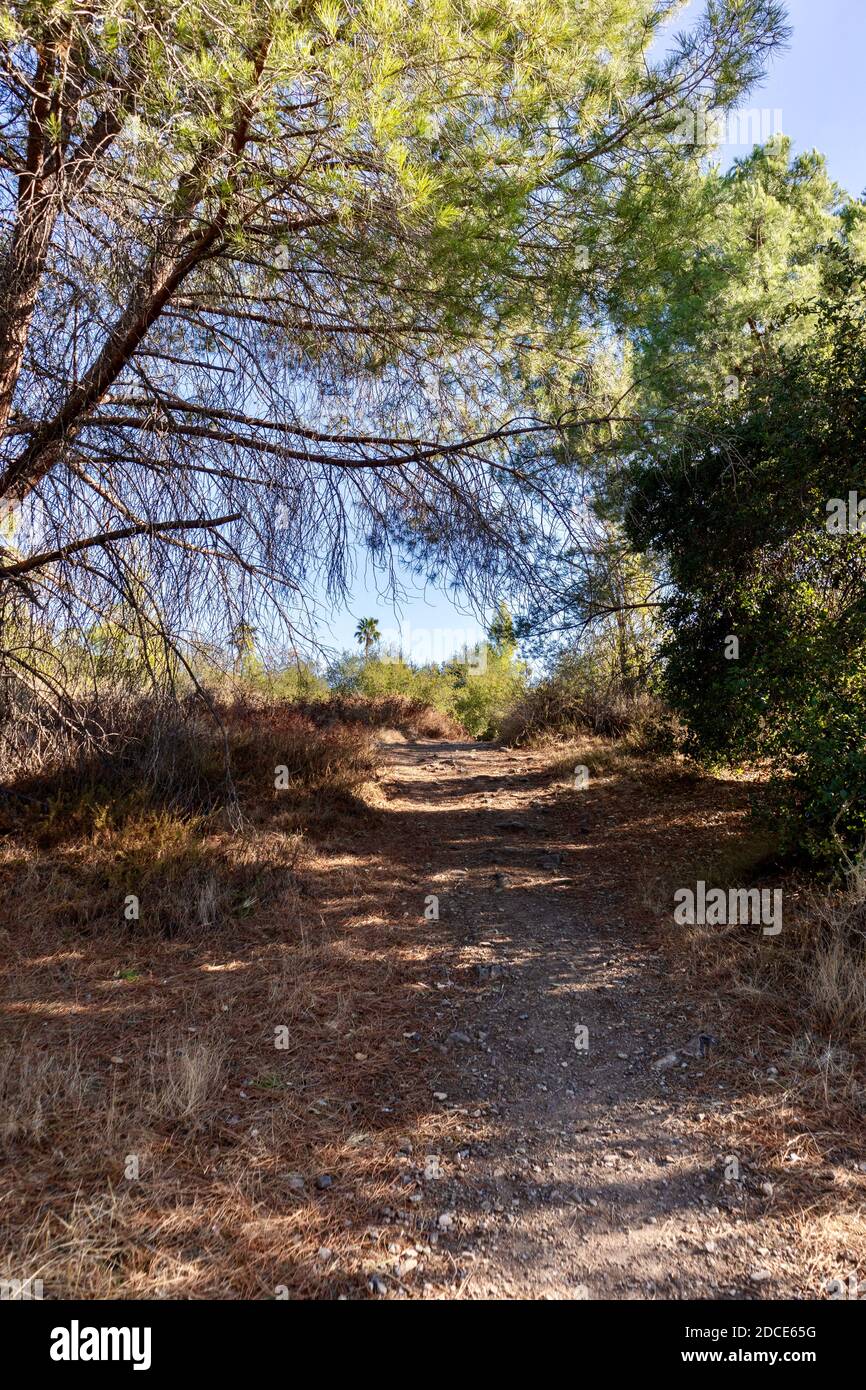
xmin=625 ymin=251 xmax=866 ymax=868
xmin=230 ymin=621 xmax=259 ymax=678
xmin=354 ymin=618 xmax=381 ymax=656
xmin=325 ymin=650 xmax=366 ymax=695
xmin=448 ymin=643 xmax=528 ymax=740
xmin=488 ymin=601 xmax=516 ymax=653
xmin=325 ymin=635 xmax=527 ymax=739
xmin=351 ymin=653 xmax=456 ymax=710
xmin=614 ymin=137 xmax=850 ymax=418
xmin=254 ymin=659 xmax=328 ymax=701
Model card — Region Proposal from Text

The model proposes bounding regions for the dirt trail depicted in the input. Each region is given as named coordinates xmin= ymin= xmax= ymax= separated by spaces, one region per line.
xmin=373 ymin=736 xmax=854 ymax=1301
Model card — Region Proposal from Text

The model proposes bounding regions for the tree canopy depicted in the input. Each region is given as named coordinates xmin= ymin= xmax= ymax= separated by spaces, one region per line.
xmin=0 ymin=0 xmax=789 ymax=696
xmin=621 ymin=145 xmax=866 ymax=867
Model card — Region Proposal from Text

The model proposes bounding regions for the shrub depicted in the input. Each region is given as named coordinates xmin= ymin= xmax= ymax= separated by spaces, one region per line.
xmin=0 ymin=688 xmax=378 ymax=839
xmin=624 ymin=258 xmax=866 ymax=869
xmin=294 ymin=693 xmax=465 ymax=740
xmin=499 ymin=649 xmax=669 ymax=746
xmin=322 ymin=643 xmax=527 ymax=739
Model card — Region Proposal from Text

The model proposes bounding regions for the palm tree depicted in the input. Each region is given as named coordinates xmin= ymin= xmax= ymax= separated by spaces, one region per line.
xmin=354 ymin=617 xmax=381 ymax=657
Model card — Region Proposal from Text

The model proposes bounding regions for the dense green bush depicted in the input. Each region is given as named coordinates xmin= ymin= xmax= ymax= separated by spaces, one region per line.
xmin=324 ymin=636 xmax=527 ymax=740
xmin=625 ymin=258 xmax=866 ymax=868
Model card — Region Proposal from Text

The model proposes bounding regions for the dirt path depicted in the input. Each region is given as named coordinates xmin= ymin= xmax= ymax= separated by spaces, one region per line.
xmin=4 ymin=727 xmax=861 ymax=1300
xmin=370 ymin=736 xmax=861 ymax=1301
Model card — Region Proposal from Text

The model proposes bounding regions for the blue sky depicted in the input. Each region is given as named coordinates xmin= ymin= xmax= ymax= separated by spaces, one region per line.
xmin=675 ymin=0 xmax=865 ymax=197
xmin=315 ymin=0 xmax=866 ymax=664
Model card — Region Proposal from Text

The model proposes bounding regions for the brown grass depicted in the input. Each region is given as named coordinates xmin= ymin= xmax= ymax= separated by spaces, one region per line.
xmin=0 ymin=881 xmax=462 ymax=1297
xmin=0 ymin=692 xmax=379 ymax=839
xmin=294 ymin=693 xmax=466 ymax=741
xmin=0 ymin=693 xmax=466 ymax=1298
xmin=584 ymin=735 xmax=866 ymax=1138
xmin=499 ymin=681 xmax=672 ymax=747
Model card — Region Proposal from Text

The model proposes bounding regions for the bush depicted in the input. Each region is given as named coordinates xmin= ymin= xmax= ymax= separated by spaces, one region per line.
xmin=294 ymin=693 xmax=465 ymax=740
xmin=624 ymin=260 xmax=866 ymax=868
xmin=0 ymin=687 xmax=378 ymax=839
xmin=323 ymin=642 xmax=527 ymax=740
xmin=499 ymin=649 xmax=669 ymax=746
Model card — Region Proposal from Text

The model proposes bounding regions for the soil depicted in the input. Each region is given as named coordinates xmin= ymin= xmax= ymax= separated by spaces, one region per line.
xmin=367 ymin=737 xmax=866 ymax=1300
xmin=4 ymin=732 xmax=864 ymax=1301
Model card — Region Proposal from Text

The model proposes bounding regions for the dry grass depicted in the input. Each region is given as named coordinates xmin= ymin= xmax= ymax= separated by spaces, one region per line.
xmin=798 ymin=859 xmax=866 ymax=1039
xmin=652 ymin=839 xmax=866 ymax=1062
xmin=541 ymin=734 xmax=706 ymax=806
xmin=499 ymin=680 xmax=672 ymax=747
xmin=295 ymin=693 xmax=467 ymax=741
xmin=0 ymin=691 xmax=467 ymax=1298
xmin=0 ymin=1043 xmax=88 ymax=1145
xmin=810 ymin=937 xmax=866 ymax=1037
xmin=612 ymin=748 xmax=866 ymax=1136
xmin=148 ymin=1034 xmax=228 ymax=1126
xmin=0 ymin=850 xmax=460 ymax=1296
xmin=0 ymin=690 xmax=378 ymax=828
